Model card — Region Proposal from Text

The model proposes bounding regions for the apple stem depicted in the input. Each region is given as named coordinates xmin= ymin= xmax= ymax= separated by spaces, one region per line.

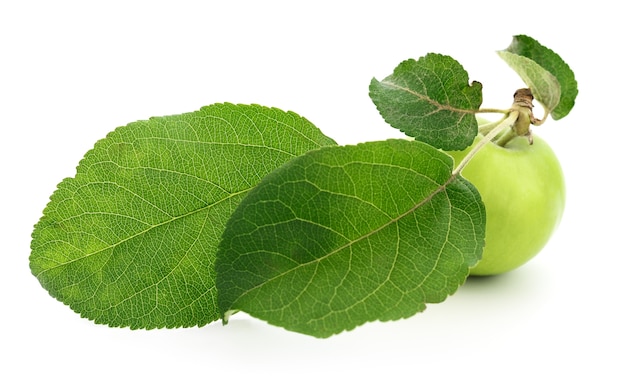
xmin=452 ymin=111 xmax=519 ymax=176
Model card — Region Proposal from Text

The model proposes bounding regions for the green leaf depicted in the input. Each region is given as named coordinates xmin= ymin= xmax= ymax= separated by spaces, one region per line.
xmin=30 ymin=103 xmax=336 ymax=329
xmin=497 ymin=51 xmax=561 ymax=116
xmin=216 ymin=139 xmax=485 ymax=338
xmin=369 ymin=53 xmax=483 ymax=151
xmin=498 ymin=35 xmax=578 ymax=120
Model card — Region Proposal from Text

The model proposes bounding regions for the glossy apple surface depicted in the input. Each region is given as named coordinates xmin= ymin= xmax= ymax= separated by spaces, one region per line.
xmin=448 ymin=134 xmax=566 ymax=276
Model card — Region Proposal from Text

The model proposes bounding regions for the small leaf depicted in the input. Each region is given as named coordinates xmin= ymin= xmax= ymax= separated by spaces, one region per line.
xmin=216 ymin=139 xmax=485 ymax=338
xmin=369 ymin=53 xmax=483 ymax=151
xmin=30 ymin=103 xmax=336 ymax=329
xmin=497 ymin=51 xmax=561 ymax=116
xmin=499 ymin=35 xmax=578 ymax=120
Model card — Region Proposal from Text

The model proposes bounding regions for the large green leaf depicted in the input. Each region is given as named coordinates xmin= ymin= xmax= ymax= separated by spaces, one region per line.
xmin=498 ymin=35 xmax=578 ymax=120
xmin=216 ymin=139 xmax=485 ymax=338
xmin=369 ymin=53 xmax=483 ymax=151
xmin=30 ymin=103 xmax=336 ymax=329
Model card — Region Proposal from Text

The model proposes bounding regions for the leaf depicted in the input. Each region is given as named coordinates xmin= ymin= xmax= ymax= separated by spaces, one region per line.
xmin=216 ymin=139 xmax=485 ymax=338
xmin=369 ymin=53 xmax=483 ymax=151
xmin=498 ymin=35 xmax=578 ymax=120
xmin=29 ymin=103 xmax=336 ymax=329
xmin=497 ymin=51 xmax=561 ymax=116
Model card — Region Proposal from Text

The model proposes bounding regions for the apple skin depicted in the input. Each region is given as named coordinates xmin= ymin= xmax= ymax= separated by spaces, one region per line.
xmin=448 ymin=133 xmax=566 ymax=276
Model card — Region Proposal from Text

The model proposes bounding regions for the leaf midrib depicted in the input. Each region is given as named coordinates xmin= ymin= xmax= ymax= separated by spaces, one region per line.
xmin=34 ymin=188 xmax=252 ymax=277
xmin=380 ymin=80 xmax=476 ymax=115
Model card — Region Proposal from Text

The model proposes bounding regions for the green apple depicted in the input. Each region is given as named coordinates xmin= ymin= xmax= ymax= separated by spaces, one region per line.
xmin=448 ymin=132 xmax=566 ymax=276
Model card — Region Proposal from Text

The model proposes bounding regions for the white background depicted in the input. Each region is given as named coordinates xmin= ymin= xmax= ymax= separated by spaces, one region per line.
xmin=2 ymin=1 xmax=624 ymax=387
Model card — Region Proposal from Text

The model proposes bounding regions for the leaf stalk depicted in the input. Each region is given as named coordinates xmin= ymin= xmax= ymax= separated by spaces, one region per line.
xmin=452 ymin=111 xmax=520 ymax=176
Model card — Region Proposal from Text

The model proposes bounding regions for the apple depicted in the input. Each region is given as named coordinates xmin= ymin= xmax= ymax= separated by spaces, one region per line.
xmin=447 ymin=131 xmax=566 ymax=276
